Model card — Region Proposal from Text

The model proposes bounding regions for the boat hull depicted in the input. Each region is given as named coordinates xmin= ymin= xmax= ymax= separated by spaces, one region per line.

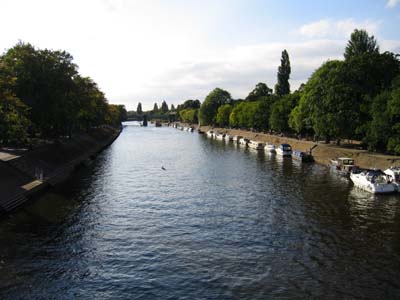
xmin=350 ymin=173 xmax=395 ymax=194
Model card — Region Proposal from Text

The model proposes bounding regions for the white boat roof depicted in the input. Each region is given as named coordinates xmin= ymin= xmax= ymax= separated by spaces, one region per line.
xmin=338 ymin=157 xmax=353 ymax=160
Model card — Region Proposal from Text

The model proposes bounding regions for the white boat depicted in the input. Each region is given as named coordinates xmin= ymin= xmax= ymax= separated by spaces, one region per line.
xmin=239 ymin=137 xmax=249 ymax=146
xmin=248 ymin=140 xmax=265 ymax=150
xmin=292 ymin=150 xmax=314 ymax=163
xmin=384 ymin=167 xmax=400 ymax=191
xmin=215 ymin=133 xmax=225 ymax=140
xmin=232 ymin=135 xmax=243 ymax=143
xmin=224 ymin=134 xmax=233 ymax=141
xmin=350 ymin=169 xmax=395 ymax=194
xmin=264 ymin=144 xmax=276 ymax=154
xmin=206 ymin=130 xmax=214 ymax=138
xmin=276 ymin=144 xmax=292 ymax=156
xmin=329 ymin=157 xmax=356 ymax=176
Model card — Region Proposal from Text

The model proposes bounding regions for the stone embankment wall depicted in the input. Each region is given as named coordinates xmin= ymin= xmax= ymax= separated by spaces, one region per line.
xmin=194 ymin=125 xmax=400 ymax=170
xmin=0 ymin=126 xmax=121 ymax=216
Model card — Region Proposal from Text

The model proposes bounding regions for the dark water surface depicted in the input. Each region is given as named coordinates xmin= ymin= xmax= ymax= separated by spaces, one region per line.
xmin=1 ymin=122 xmax=400 ymax=299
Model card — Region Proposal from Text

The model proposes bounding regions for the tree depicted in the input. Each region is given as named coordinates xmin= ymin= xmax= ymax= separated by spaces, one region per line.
xmin=153 ymin=102 xmax=159 ymax=113
xmin=161 ymin=100 xmax=169 ymax=113
xmin=137 ymin=102 xmax=143 ymax=114
xmin=179 ymin=109 xmax=198 ymax=123
xmin=199 ymin=88 xmax=231 ymax=125
xmin=293 ymin=60 xmax=358 ymax=143
xmin=216 ymin=104 xmax=232 ymax=127
xmin=1 ymin=42 xmax=79 ymax=137
xmin=73 ymin=75 xmax=108 ymax=130
xmin=246 ymin=82 xmax=273 ymax=101
xmin=344 ymin=29 xmax=379 ymax=60
xmin=170 ymin=104 xmax=176 ymax=111
xmin=0 ymin=69 xmax=30 ymax=145
xmin=275 ymin=49 xmax=291 ymax=96
xmin=177 ymin=99 xmax=200 ymax=111
xmin=270 ymin=93 xmax=300 ymax=133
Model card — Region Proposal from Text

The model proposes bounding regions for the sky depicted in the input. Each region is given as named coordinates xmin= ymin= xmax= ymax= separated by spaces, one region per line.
xmin=0 ymin=0 xmax=399 ymax=110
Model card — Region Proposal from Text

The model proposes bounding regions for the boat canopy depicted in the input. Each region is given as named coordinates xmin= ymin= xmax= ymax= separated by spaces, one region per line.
xmin=280 ymin=144 xmax=292 ymax=151
xmin=338 ymin=157 xmax=354 ymax=165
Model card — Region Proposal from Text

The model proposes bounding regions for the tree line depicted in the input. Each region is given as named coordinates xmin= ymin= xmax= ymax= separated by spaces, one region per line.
xmin=173 ymin=29 xmax=400 ymax=154
xmin=0 ymin=42 xmax=127 ymax=146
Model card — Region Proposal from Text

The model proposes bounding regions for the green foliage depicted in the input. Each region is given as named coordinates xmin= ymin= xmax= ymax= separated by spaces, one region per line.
xmin=216 ymin=104 xmax=232 ymax=126
xmin=161 ymin=100 xmax=169 ymax=113
xmin=179 ymin=109 xmax=198 ymax=123
xmin=0 ymin=42 xmax=126 ymax=144
xmin=199 ymin=88 xmax=231 ymax=125
xmin=275 ymin=49 xmax=291 ymax=96
xmin=269 ymin=93 xmax=300 ymax=133
xmin=0 ymin=70 xmax=30 ymax=145
xmin=344 ymin=29 xmax=379 ymax=60
xmin=153 ymin=103 xmax=159 ymax=114
xmin=246 ymin=82 xmax=272 ymax=101
xmin=177 ymin=99 xmax=200 ymax=111
xmin=292 ymin=60 xmax=360 ymax=141
xmin=365 ymin=91 xmax=391 ymax=152
xmin=229 ymin=98 xmax=273 ymax=130
xmin=136 ymin=102 xmax=143 ymax=114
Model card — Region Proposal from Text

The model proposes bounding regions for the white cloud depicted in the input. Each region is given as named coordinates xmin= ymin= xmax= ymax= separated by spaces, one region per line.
xmin=299 ymin=19 xmax=331 ymax=38
xmin=0 ymin=1 xmax=397 ymax=111
xmin=299 ymin=18 xmax=380 ymax=39
xmin=386 ymin=0 xmax=400 ymax=8
xmin=125 ymin=39 xmax=345 ymax=109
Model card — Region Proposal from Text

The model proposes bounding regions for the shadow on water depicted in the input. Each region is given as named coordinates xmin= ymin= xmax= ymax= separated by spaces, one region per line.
xmin=1 ymin=122 xmax=400 ymax=299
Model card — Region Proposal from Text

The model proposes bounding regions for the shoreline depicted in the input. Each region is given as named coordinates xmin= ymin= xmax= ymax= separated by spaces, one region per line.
xmin=175 ymin=123 xmax=400 ymax=170
xmin=0 ymin=126 xmax=122 ymax=217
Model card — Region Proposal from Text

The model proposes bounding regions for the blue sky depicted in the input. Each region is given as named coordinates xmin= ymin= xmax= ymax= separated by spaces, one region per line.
xmin=0 ymin=0 xmax=399 ymax=110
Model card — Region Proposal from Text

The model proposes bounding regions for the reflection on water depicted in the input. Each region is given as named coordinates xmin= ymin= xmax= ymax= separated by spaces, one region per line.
xmin=1 ymin=121 xmax=400 ymax=299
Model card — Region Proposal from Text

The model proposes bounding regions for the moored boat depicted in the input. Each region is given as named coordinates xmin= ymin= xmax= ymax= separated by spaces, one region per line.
xmin=292 ymin=150 xmax=314 ymax=162
xmin=384 ymin=166 xmax=400 ymax=191
xmin=239 ymin=137 xmax=249 ymax=147
xmin=248 ymin=140 xmax=265 ymax=150
xmin=329 ymin=157 xmax=356 ymax=176
xmin=232 ymin=135 xmax=243 ymax=143
xmin=215 ymin=133 xmax=226 ymax=140
xmin=350 ymin=169 xmax=395 ymax=194
xmin=224 ymin=134 xmax=233 ymax=141
xmin=206 ymin=130 xmax=214 ymax=138
xmin=264 ymin=144 xmax=276 ymax=154
xmin=276 ymin=144 xmax=292 ymax=156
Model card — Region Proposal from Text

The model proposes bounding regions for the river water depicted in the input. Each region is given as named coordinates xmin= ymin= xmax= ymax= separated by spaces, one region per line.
xmin=1 ymin=122 xmax=400 ymax=299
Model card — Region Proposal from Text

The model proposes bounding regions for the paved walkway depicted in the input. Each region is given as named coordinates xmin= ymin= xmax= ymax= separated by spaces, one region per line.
xmin=0 ymin=151 xmax=19 ymax=162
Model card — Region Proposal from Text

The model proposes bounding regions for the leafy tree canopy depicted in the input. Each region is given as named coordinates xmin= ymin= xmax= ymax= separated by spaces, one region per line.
xmin=344 ymin=29 xmax=379 ymax=60
xmin=216 ymin=104 xmax=232 ymax=127
xmin=199 ymin=88 xmax=231 ymax=125
xmin=246 ymin=82 xmax=273 ymax=101
xmin=136 ymin=102 xmax=143 ymax=114
xmin=161 ymin=100 xmax=169 ymax=113
xmin=275 ymin=49 xmax=291 ymax=96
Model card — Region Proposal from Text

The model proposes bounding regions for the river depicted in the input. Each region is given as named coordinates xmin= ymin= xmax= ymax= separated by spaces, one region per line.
xmin=1 ymin=121 xmax=400 ymax=299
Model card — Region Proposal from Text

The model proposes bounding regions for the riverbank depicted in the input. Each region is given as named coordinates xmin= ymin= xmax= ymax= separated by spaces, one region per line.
xmin=0 ymin=126 xmax=122 ymax=216
xmin=179 ymin=124 xmax=400 ymax=170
